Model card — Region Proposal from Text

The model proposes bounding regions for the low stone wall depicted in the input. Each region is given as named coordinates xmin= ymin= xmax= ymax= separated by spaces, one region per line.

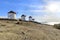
xmin=0 ymin=18 xmax=17 ymax=21
xmin=0 ymin=18 xmax=42 ymax=24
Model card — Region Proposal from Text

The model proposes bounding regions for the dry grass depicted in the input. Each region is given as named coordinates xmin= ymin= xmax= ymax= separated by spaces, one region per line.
xmin=0 ymin=20 xmax=60 ymax=40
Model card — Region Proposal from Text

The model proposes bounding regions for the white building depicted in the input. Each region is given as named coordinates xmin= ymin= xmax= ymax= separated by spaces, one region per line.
xmin=32 ymin=19 xmax=35 ymax=21
xmin=8 ymin=11 xmax=16 ymax=19
xmin=29 ymin=16 xmax=32 ymax=21
xmin=21 ymin=14 xmax=26 ymax=21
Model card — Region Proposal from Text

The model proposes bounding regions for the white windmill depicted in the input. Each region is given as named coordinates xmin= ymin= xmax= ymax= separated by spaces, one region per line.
xmin=8 ymin=11 xmax=16 ymax=19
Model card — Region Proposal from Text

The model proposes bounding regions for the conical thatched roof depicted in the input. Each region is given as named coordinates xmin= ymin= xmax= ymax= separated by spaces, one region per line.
xmin=8 ymin=11 xmax=16 ymax=14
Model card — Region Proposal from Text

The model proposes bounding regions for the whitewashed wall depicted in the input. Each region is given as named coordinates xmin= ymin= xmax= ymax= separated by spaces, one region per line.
xmin=29 ymin=18 xmax=32 ymax=21
xmin=21 ymin=16 xmax=25 ymax=20
xmin=8 ymin=13 xmax=16 ymax=19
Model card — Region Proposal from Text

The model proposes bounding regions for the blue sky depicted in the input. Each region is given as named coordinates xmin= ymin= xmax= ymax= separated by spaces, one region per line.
xmin=0 ymin=0 xmax=45 ymax=16
xmin=0 ymin=0 xmax=60 ymax=22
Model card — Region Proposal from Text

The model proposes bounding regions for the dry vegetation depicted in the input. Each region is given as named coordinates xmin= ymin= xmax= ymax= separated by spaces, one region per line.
xmin=53 ymin=24 xmax=60 ymax=29
xmin=0 ymin=20 xmax=60 ymax=40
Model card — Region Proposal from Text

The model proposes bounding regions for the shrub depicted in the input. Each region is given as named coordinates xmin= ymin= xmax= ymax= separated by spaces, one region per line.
xmin=16 ymin=22 xmax=20 ymax=24
xmin=15 ymin=22 xmax=22 ymax=24
xmin=1 ymin=24 xmax=6 ymax=26
xmin=53 ymin=24 xmax=60 ymax=29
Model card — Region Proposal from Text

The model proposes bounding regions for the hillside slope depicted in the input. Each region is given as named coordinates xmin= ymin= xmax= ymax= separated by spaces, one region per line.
xmin=0 ymin=20 xmax=60 ymax=40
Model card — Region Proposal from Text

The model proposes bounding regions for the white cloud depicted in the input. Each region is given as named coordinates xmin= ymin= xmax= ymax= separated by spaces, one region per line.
xmin=29 ymin=10 xmax=46 ymax=12
xmin=30 ymin=0 xmax=60 ymax=23
xmin=29 ymin=5 xmax=45 ymax=9
xmin=33 ymin=14 xmax=60 ymax=23
xmin=0 ymin=16 xmax=7 ymax=18
xmin=45 ymin=22 xmax=60 ymax=25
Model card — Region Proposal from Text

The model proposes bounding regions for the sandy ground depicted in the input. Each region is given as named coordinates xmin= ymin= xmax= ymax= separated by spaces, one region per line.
xmin=0 ymin=20 xmax=60 ymax=40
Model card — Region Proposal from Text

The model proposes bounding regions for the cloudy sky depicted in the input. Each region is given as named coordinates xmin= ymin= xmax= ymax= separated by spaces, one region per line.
xmin=0 ymin=0 xmax=60 ymax=22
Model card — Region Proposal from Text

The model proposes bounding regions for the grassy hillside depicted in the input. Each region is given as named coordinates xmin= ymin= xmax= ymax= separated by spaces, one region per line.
xmin=0 ymin=20 xmax=60 ymax=40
